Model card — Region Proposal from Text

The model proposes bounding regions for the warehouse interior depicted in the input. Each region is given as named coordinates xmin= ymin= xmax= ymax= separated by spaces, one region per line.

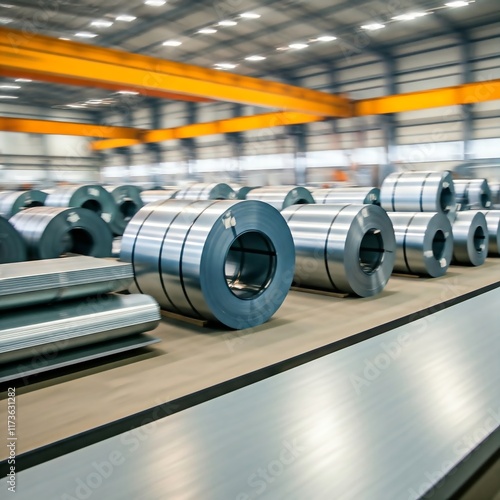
xmin=0 ymin=0 xmax=499 ymax=498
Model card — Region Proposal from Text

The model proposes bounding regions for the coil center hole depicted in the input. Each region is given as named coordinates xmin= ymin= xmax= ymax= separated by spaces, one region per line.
xmin=225 ymin=231 xmax=277 ymax=300
xmin=26 ymin=201 xmax=44 ymax=208
xmin=440 ymin=186 xmax=454 ymax=213
xmin=473 ymin=226 xmax=486 ymax=253
xmin=82 ymin=199 xmax=103 ymax=216
xmin=63 ymin=228 xmax=95 ymax=256
xmin=120 ymin=200 xmax=138 ymax=221
xmin=359 ymin=229 xmax=384 ymax=275
xmin=432 ymin=230 xmax=446 ymax=260
xmin=480 ymin=193 xmax=490 ymax=208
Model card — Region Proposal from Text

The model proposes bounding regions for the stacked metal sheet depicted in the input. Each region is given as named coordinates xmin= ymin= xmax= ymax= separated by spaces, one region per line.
xmin=174 ymin=183 xmax=236 ymax=201
xmin=454 ymin=179 xmax=492 ymax=210
xmin=0 ymin=190 xmax=48 ymax=218
xmin=311 ymin=187 xmax=380 ymax=205
xmin=0 ymin=256 xmax=133 ymax=310
xmin=105 ymin=185 xmax=144 ymax=236
xmin=0 ymin=215 xmax=26 ymax=264
xmin=245 ymin=186 xmax=315 ymax=210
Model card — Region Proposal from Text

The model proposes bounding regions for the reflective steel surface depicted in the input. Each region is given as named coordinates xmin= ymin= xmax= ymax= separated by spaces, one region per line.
xmin=0 ymin=215 xmax=26 ymax=263
xmin=0 ymin=190 xmax=47 ymax=218
xmin=245 ymin=186 xmax=315 ymax=210
xmin=452 ymin=212 xmax=488 ymax=266
xmin=174 ymin=183 xmax=236 ymax=201
xmin=105 ymin=185 xmax=144 ymax=236
xmin=140 ymin=189 xmax=179 ymax=205
xmin=454 ymin=179 xmax=492 ymax=210
xmin=481 ymin=210 xmax=500 ymax=255
xmin=311 ymin=187 xmax=380 ymax=205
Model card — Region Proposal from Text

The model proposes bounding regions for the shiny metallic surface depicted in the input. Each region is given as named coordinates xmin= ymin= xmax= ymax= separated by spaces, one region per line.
xmin=381 ymin=171 xmax=457 ymax=221
xmin=452 ymin=211 xmax=488 ymax=266
xmin=0 ymin=256 xmax=133 ymax=310
xmin=174 ymin=183 xmax=236 ymax=200
xmin=0 ymin=294 xmax=160 ymax=364
xmin=480 ymin=210 xmax=500 ymax=256
xmin=0 ymin=215 xmax=26 ymax=263
xmin=282 ymin=204 xmax=395 ymax=297
xmin=454 ymin=179 xmax=492 ymax=210
xmin=9 ymin=207 xmax=113 ymax=260
xmin=245 ymin=186 xmax=315 ymax=210
xmin=8 ymin=287 xmax=500 ymax=499
xmin=140 ymin=189 xmax=179 ymax=205
xmin=45 ymin=184 xmax=119 ymax=233
xmin=121 ymin=199 xmax=295 ymax=329
xmin=105 ymin=185 xmax=144 ymax=236
xmin=311 ymin=187 xmax=380 ymax=205
xmin=230 ymin=185 xmax=261 ymax=200
xmin=388 ymin=212 xmax=453 ymax=277
xmin=0 ymin=190 xmax=47 ymax=218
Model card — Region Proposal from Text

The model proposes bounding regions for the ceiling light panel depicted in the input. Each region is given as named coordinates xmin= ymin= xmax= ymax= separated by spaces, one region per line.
xmin=75 ymin=32 xmax=98 ymax=38
xmin=162 ymin=40 xmax=182 ymax=46
xmin=361 ymin=23 xmax=385 ymax=30
xmin=198 ymin=28 xmax=217 ymax=34
xmin=218 ymin=20 xmax=237 ymax=26
xmin=115 ymin=15 xmax=136 ymax=22
xmin=145 ymin=0 xmax=166 ymax=6
xmin=245 ymin=55 xmax=266 ymax=61
xmin=289 ymin=43 xmax=308 ymax=50
xmin=240 ymin=12 xmax=261 ymax=19
xmin=91 ymin=20 xmax=113 ymax=28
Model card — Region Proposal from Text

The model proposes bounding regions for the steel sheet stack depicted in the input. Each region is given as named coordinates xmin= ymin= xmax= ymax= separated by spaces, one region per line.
xmin=105 ymin=185 xmax=144 ymax=236
xmin=140 ymin=189 xmax=179 ymax=205
xmin=452 ymin=212 xmax=488 ymax=266
xmin=454 ymin=179 xmax=492 ymax=210
xmin=311 ymin=187 xmax=380 ymax=205
xmin=0 ymin=190 xmax=48 ymax=218
xmin=174 ymin=183 xmax=236 ymax=201
xmin=281 ymin=204 xmax=395 ymax=297
xmin=0 ymin=216 xmax=27 ymax=264
xmin=480 ymin=210 xmax=500 ymax=256
xmin=244 ymin=186 xmax=315 ymax=210
xmin=121 ymin=199 xmax=295 ymax=329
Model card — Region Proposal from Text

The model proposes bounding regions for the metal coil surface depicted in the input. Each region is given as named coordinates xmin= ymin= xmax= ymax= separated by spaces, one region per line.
xmin=281 ymin=204 xmax=395 ymax=297
xmin=121 ymin=199 xmax=295 ymax=329
xmin=0 ymin=190 xmax=47 ymax=218
xmin=0 ymin=216 xmax=26 ymax=264
xmin=174 ymin=183 xmax=236 ymax=201
xmin=489 ymin=183 xmax=500 ymax=206
xmin=0 ymin=256 xmax=133 ymax=310
xmin=452 ymin=211 xmax=488 ymax=266
xmin=0 ymin=294 xmax=160 ymax=364
xmin=140 ymin=189 xmax=179 ymax=205
xmin=311 ymin=187 xmax=380 ymax=205
xmin=230 ymin=185 xmax=261 ymax=200
xmin=454 ymin=179 xmax=492 ymax=210
xmin=388 ymin=213 xmax=453 ymax=277
xmin=105 ymin=185 xmax=144 ymax=235
xmin=479 ymin=210 xmax=500 ymax=256
xmin=245 ymin=186 xmax=315 ymax=211
xmin=10 ymin=207 xmax=113 ymax=260
xmin=381 ymin=171 xmax=456 ymax=221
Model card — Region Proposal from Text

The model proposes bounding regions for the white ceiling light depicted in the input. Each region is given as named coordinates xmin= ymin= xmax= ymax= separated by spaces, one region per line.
xmin=276 ymin=46 xmax=289 ymax=51
xmin=86 ymin=99 xmax=103 ymax=104
xmin=91 ymin=20 xmax=113 ymax=28
xmin=240 ymin=12 xmax=261 ymax=19
xmin=392 ymin=12 xmax=428 ymax=21
xmin=218 ymin=20 xmax=237 ymax=26
xmin=198 ymin=28 xmax=217 ymax=34
xmin=67 ymin=104 xmax=87 ymax=108
xmin=59 ymin=37 xmax=70 ymax=40
xmin=289 ymin=43 xmax=308 ymax=50
xmin=361 ymin=23 xmax=386 ymax=30
xmin=0 ymin=4 xmax=14 ymax=7
xmin=75 ymin=31 xmax=98 ymax=38
xmin=0 ymin=95 xmax=18 ymax=99
xmin=144 ymin=0 xmax=166 ymax=6
xmin=118 ymin=90 xmax=139 ymax=95
xmin=162 ymin=40 xmax=182 ymax=46
xmin=445 ymin=1 xmax=470 ymax=7
xmin=0 ymin=84 xmax=20 ymax=89
xmin=316 ymin=35 xmax=337 ymax=42
xmin=215 ymin=63 xmax=238 ymax=69
xmin=15 ymin=78 xmax=32 ymax=82
xmin=0 ymin=16 xmax=12 ymax=24
xmin=115 ymin=14 xmax=136 ymax=22
xmin=245 ymin=55 xmax=266 ymax=61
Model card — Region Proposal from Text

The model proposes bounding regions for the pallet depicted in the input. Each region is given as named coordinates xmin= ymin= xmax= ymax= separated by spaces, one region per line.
xmin=160 ymin=309 xmax=210 ymax=327
xmin=290 ymin=286 xmax=349 ymax=299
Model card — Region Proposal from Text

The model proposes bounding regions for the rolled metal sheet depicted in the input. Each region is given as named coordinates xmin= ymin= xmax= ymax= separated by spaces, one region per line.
xmin=0 ymin=294 xmax=160 ymax=364
xmin=454 ymin=179 xmax=492 ymax=210
xmin=245 ymin=186 xmax=315 ymax=211
xmin=479 ymin=210 xmax=500 ymax=256
xmin=230 ymin=185 xmax=261 ymax=200
xmin=381 ymin=171 xmax=457 ymax=221
xmin=311 ymin=187 xmax=380 ymax=205
xmin=489 ymin=182 xmax=500 ymax=205
xmin=140 ymin=189 xmax=179 ymax=205
xmin=121 ymin=199 xmax=295 ymax=329
xmin=452 ymin=211 xmax=488 ymax=266
xmin=105 ymin=185 xmax=144 ymax=236
xmin=174 ymin=183 xmax=236 ymax=201
xmin=45 ymin=184 xmax=119 ymax=232
xmin=387 ymin=212 xmax=453 ymax=277
xmin=0 ymin=190 xmax=47 ymax=218
xmin=0 ymin=256 xmax=133 ymax=310
xmin=9 ymin=207 xmax=113 ymax=260
xmin=281 ymin=204 xmax=395 ymax=297
xmin=0 ymin=216 xmax=26 ymax=264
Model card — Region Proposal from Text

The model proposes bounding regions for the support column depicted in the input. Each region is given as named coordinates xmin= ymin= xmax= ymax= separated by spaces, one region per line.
xmin=226 ymin=104 xmax=245 ymax=182
xmin=289 ymin=124 xmax=307 ymax=186
xmin=460 ymin=33 xmax=474 ymax=161
xmin=181 ymin=102 xmax=198 ymax=178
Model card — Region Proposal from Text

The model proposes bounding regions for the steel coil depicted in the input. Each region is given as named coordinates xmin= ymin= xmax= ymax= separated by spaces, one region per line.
xmin=45 ymin=184 xmax=119 ymax=233
xmin=0 ymin=256 xmax=133 ymax=310
xmin=140 ymin=189 xmax=179 ymax=205
xmin=0 ymin=294 xmax=160 ymax=364
xmin=0 ymin=190 xmax=47 ymax=218
xmin=454 ymin=179 xmax=492 ymax=210
xmin=387 ymin=213 xmax=453 ymax=277
xmin=105 ymin=185 xmax=144 ymax=236
xmin=174 ymin=183 xmax=236 ymax=200
xmin=245 ymin=186 xmax=315 ymax=210
xmin=489 ymin=182 xmax=500 ymax=206
xmin=0 ymin=216 xmax=26 ymax=264
xmin=121 ymin=199 xmax=295 ymax=329
xmin=230 ymin=185 xmax=261 ymax=200
xmin=9 ymin=207 xmax=113 ymax=260
xmin=480 ymin=210 xmax=500 ymax=256
xmin=281 ymin=204 xmax=395 ymax=297
xmin=311 ymin=187 xmax=380 ymax=205
xmin=452 ymin=212 xmax=488 ymax=266
xmin=381 ymin=171 xmax=456 ymax=220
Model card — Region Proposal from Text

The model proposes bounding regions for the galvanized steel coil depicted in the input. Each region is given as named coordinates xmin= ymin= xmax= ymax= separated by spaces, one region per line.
xmin=0 ymin=190 xmax=47 ymax=218
xmin=381 ymin=171 xmax=456 ymax=221
xmin=0 ymin=256 xmax=133 ymax=310
xmin=230 ymin=185 xmax=261 ymax=200
xmin=140 ymin=189 xmax=179 ymax=205
xmin=454 ymin=179 xmax=492 ymax=210
xmin=0 ymin=294 xmax=160 ymax=364
xmin=387 ymin=213 xmax=453 ymax=277
xmin=9 ymin=207 xmax=113 ymax=260
xmin=489 ymin=182 xmax=500 ymax=206
xmin=245 ymin=186 xmax=315 ymax=210
xmin=105 ymin=185 xmax=144 ymax=236
xmin=0 ymin=216 xmax=26 ymax=264
xmin=311 ymin=187 xmax=380 ymax=205
xmin=480 ymin=210 xmax=500 ymax=256
xmin=452 ymin=211 xmax=488 ymax=266
xmin=281 ymin=204 xmax=396 ymax=297
xmin=121 ymin=199 xmax=295 ymax=329
xmin=174 ymin=183 xmax=236 ymax=201
xmin=45 ymin=184 xmax=120 ymax=233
